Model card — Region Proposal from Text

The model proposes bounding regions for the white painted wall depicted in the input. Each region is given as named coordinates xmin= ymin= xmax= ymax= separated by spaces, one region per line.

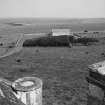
xmin=52 ymin=29 xmax=72 ymax=36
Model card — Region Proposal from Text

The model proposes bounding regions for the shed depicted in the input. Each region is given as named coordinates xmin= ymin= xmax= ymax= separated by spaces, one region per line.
xmin=52 ymin=29 xmax=72 ymax=36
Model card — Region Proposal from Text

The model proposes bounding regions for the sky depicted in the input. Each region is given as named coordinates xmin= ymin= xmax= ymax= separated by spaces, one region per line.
xmin=0 ymin=0 xmax=105 ymax=18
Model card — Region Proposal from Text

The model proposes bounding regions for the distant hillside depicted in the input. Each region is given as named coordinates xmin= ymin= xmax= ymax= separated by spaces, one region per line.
xmin=81 ymin=18 xmax=105 ymax=23
xmin=0 ymin=18 xmax=105 ymax=25
xmin=0 ymin=18 xmax=105 ymax=35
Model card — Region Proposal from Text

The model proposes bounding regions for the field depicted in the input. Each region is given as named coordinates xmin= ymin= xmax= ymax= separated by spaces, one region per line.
xmin=0 ymin=18 xmax=105 ymax=105
xmin=0 ymin=45 xmax=105 ymax=105
xmin=0 ymin=18 xmax=105 ymax=35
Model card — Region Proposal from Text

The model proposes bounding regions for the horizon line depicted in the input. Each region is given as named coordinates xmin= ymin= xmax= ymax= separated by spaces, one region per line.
xmin=0 ymin=17 xmax=105 ymax=19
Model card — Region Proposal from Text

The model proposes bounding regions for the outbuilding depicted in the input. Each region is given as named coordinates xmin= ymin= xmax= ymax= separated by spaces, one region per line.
xmin=51 ymin=29 xmax=72 ymax=36
xmin=51 ymin=29 xmax=73 ymax=47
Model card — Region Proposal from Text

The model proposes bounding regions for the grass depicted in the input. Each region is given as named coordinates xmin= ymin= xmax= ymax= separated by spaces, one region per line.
xmin=0 ymin=18 xmax=105 ymax=105
xmin=0 ymin=45 xmax=105 ymax=105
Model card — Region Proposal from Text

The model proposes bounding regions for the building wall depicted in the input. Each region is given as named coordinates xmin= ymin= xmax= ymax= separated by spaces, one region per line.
xmin=52 ymin=29 xmax=72 ymax=36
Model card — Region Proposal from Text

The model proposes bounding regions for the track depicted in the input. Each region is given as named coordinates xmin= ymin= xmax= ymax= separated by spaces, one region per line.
xmin=0 ymin=34 xmax=24 ymax=58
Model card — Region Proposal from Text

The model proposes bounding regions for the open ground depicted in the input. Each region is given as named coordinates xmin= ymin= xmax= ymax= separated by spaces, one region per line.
xmin=0 ymin=18 xmax=105 ymax=105
xmin=0 ymin=45 xmax=105 ymax=105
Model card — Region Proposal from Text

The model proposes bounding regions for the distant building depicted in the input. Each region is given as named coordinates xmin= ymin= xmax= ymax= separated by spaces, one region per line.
xmin=51 ymin=29 xmax=72 ymax=36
